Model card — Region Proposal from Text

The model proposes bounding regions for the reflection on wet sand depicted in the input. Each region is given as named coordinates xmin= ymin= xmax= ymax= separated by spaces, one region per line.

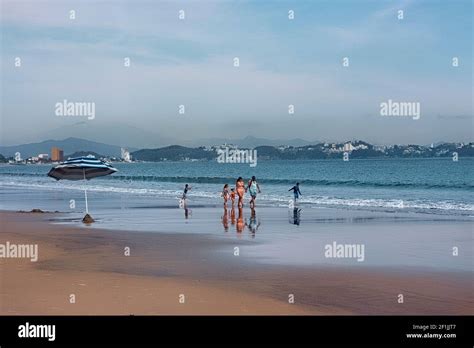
xmin=289 ymin=207 xmax=302 ymax=225
xmin=236 ymin=207 xmax=245 ymax=233
xmin=221 ymin=206 xmax=261 ymax=238
xmin=181 ymin=199 xmax=191 ymax=220
xmin=248 ymin=208 xmax=261 ymax=238
xmin=230 ymin=207 xmax=235 ymax=226
xmin=222 ymin=207 xmax=229 ymax=232
xmin=184 ymin=207 xmax=191 ymax=220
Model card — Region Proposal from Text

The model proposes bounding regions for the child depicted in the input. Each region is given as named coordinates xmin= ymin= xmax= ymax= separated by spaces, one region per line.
xmin=289 ymin=183 xmax=302 ymax=201
xmin=230 ymin=188 xmax=236 ymax=207
xmin=182 ymin=184 xmax=191 ymax=200
xmin=221 ymin=184 xmax=230 ymax=207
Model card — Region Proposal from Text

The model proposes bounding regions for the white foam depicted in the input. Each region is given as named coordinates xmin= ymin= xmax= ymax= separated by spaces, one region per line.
xmin=1 ymin=180 xmax=472 ymax=212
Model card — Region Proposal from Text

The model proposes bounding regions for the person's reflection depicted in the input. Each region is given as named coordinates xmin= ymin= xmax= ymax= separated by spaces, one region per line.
xmin=230 ymin=206 xmax=236 ymax=227
xmin=184 ymin=206 xmax=191 ymax=220
xmin=221 ymin=206 xmax=229 ymax=232
xmin=289 ymin=207 xmax=301 ymax=225
xmin=248 ymin=208 xmax=261 ymax=238
xmin=182 ymin=200 xmax=192 ymax=220
xmin=236 ymin=206 xmax=246 ymax=234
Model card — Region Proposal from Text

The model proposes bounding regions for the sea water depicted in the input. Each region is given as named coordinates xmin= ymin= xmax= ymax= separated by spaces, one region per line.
xmin=1 ymin=158 xmax=472 ymax=215
xmin=0 ymin=158 xmax=472 ymax=271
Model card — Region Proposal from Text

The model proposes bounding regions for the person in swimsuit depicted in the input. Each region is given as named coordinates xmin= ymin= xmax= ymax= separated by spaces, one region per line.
xmin=230 ymin=188 xmax=236 ymax=207
xmin=221 ymin=184 xmax=230 ymax=207
xmin=182 ymin=184 xmax=191 ymax=200
xmin=289 ymin=183 xmax=302 ymax=201
xmin=236 ymin=177 xmax=246 ymax=208
xmin=247 ymin=176 xmax=261 ymax=209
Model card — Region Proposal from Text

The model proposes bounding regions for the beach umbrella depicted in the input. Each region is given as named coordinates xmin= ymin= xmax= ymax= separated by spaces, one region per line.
xmin=47 ymin=156 xmax=117 ymax=222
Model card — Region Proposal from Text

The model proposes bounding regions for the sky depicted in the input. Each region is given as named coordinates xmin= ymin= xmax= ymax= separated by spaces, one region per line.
xmin=0 ymin=0 xmax=472 ymax=146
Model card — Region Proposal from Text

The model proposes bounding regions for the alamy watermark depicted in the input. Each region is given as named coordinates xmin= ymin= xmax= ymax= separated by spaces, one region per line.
xmin=18 ymin=322 xmax=55 ymax=341
xmin=380 ymin=99 xmax=420 ymax=120
xmin=0 ymin=241 xmax=38 ymax=262
xmin=324 ymin=241 xmax=365 ymax=262
xmin=55 ymin=99 xmax=95 ymax=120
xmin=217 ymin=147 xmax=257 ymax=167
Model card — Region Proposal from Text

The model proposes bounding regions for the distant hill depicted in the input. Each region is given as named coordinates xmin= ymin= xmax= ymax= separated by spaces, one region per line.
xmin=64 ymin=151 xmax=106 ymax=159
xmin=132 ymin=145 xmax=215 ymax=161
xmin=0 ymin=137 xmax=127 ymax=158
xmin=3 ymin=137 xmax=473 ymax=162
xmin=186 ymin=136 xmax=315 ymax=148
xmin=37 ymin=121 xmax=175 ymax=149
xmin=254 ymin=145 xmax=283 ymax=158
xmin=131 ymin=141 xmax=474 ymax=162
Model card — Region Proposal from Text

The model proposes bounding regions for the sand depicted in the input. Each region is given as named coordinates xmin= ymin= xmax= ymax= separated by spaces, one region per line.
xmin=0 ymin=211 xmax=472 ymax=315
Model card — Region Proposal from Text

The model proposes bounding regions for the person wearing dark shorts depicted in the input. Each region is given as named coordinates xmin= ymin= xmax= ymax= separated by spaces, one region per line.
xmin=289 ymin=183 xmax=302 ymax=201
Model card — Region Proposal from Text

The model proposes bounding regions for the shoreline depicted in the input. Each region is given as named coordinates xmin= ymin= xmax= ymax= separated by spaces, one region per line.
xmin=1 ymin=210 xmax=472 ymax=315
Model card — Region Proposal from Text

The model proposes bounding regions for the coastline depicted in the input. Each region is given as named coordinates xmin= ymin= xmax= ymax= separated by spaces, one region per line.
xmin=1 ymin=210 xmax=472 ymax=315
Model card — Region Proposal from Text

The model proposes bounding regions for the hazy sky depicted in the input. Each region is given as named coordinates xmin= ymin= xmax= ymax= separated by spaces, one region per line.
xmin=1 ymin=0 xmax=472 ymax=146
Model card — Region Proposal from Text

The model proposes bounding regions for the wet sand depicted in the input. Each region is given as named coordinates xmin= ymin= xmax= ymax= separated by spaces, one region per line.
xmin=0 ymin=211 xmax=472 ymax=315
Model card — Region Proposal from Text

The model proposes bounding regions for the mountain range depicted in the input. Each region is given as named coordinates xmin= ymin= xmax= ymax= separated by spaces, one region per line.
xmin=0 ymin=138 xmax=128 ymax=158
xmin=0 ymin=135 xmax=317 ymax=158
xmin=1 ymin=137 xmax=472 ymax=161
xmin=130 ymin=142 xmax=474 ymax=161
xmin=183 ymin=136 xmax=315 ymax=148
xmin=2 ymin=121 xmax=316 ymax=149
xmin=33 ymin=122 xmax=174 ymax=149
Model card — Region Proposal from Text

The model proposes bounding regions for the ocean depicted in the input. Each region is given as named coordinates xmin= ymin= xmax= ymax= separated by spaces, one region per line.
xmin=1 ymin=158 xmax=472 ymax=271
xmin=1 ymin=158 xmax=473 ymax=215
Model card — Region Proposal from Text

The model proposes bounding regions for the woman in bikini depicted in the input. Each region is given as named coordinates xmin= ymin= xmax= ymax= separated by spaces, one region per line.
xmin=236 ymin=177 xmax=246 ymax=208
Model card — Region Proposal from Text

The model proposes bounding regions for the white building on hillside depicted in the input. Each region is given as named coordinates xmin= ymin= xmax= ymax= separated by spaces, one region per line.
xmin=343 ymin=142 xmax=354 ymax=152
xmin=121 ymin=148 xmax=132 ymax=162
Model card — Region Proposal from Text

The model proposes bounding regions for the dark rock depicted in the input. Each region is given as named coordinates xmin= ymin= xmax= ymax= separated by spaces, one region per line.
xmin=82 ymin=214 xmax=95 ymax=224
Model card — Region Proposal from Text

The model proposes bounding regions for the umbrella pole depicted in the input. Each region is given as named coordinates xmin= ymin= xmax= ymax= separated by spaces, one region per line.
xmin=83 ymin=169 xmax=89 ymax=214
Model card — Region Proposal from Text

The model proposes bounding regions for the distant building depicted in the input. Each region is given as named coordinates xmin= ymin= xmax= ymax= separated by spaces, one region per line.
xmin=121 ymin=148 xmax=131 ymax=162
xmin=343 ymin=143 xmax=354 ymax=152
xmin=373 ymin=145 xmax=385 ymax=152
xmin=51 ymin=147 xmax=64 ymax=162
xmin=38 ymin=154 xmax=49 ymax=160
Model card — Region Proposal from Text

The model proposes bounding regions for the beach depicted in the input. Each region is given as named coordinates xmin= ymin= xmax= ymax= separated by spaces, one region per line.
xmin=1 ymin=209 xmax=472 ymax=315
xmin=0 ymin=159 xmax=472 ymax=315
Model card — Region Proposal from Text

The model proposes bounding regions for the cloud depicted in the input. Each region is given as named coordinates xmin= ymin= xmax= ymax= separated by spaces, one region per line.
xmin=1 ymin=0 xmax=472 ymax=145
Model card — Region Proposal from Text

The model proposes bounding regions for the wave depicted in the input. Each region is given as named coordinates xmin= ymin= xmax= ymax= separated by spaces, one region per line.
xmin=1 ymin=172 xmax=472 ymax=190
xmin=1 ymin=181 xmax=473 ymax=212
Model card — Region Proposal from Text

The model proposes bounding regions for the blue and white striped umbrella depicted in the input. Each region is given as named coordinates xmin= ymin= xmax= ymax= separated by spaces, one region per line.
xmin=48 ymin=156 xmax=117 ymax=181
xmin=47 ymin=156 xmax=117 ymax=215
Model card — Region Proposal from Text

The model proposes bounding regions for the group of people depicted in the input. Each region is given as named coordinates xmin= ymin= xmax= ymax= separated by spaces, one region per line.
xmin=182 ymin=180 xmax=302 ymax=210
xmin=181 ymin=180 xmax=303 ymax=231
xmin=221 ymin=176 xmax=261 ymax=209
